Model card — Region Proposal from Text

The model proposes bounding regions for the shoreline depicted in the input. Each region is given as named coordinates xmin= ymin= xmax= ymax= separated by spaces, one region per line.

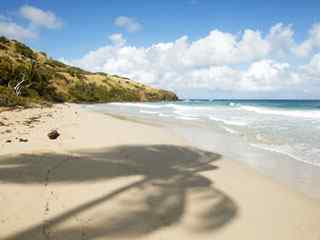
xmin=1 ymin=104 xmax=320 ymax=240
xmin=84 ymin=104 xmax=320 ymax=199
xmin=173 ymin=123 xmax=320 ymax=200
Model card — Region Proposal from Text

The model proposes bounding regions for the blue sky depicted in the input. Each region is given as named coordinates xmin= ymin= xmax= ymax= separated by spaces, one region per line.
xmin=2 ymin=0 xmax=319 ymax=58
xmin=1 ymin=0 xmax=320 ymax=98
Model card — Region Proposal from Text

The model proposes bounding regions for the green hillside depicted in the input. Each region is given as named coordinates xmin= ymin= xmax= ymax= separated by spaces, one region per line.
xmin=0 ymin=36 xmax=178 ymax=107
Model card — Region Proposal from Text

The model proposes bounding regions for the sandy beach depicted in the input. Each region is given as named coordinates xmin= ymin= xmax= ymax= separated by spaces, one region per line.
xmin=0 ymin=104 xmax=320 ymax=240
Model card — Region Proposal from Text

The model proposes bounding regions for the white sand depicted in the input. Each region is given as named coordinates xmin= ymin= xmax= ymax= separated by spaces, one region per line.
xmin=0 ymin=104 xmax=319 ymax=240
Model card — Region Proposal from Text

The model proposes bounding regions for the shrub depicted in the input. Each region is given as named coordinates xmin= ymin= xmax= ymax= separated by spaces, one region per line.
xmin=68 ymin=81 xmax=140 ymax=103
xmin=0 ymin=86 xmax=27 ymax=107
xmin=69 ymin=81 xmax=100 ymax=102
xmin=39 ymin=51 xmax=47 ymax=58
xmin=0 ymin=36 xmax=10 ymax=44
xmin=45 ymin=59 xmax=67 ymax=69
xmin=13 ymin=41 xmax=34 ymax=59
xmin=96 ymin=72 xmax=109 ymax=77
xmin=0 ymin=56 xmax=14 ymax=86
xmin=65 ymin=67 xmax=89 ymax=79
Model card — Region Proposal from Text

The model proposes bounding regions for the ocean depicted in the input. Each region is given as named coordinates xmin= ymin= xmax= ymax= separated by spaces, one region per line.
xmin=83 ymin=99 xmax=320 ymax=198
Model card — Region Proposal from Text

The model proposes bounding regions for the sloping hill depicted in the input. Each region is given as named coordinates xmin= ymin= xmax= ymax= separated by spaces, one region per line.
xmin=0 ymin=36 xmax=178 ymax=107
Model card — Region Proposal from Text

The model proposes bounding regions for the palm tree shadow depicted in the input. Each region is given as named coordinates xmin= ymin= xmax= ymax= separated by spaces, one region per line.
xmin=0 ymin=145 xmax=238 ymax=240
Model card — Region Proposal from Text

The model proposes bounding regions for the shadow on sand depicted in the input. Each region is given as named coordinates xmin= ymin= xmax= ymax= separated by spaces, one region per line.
xmin=0 ymin=145 xmax=237 ymax=239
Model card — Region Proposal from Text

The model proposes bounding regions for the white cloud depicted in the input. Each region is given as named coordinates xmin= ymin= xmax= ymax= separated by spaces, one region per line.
xmin=20 ymin=5 xmax=62 ymax=29
xmin=241 ymin=60 xmax=300 ymax=91
xmin=177 ymin=29 xmax=270 ymax=68
xmin=114 ymin=16 xmax=142 ymax=32
xmin=0 ymin=5 xmax=62 ymax=41
xmin=109 ymin=33 xmax=126 ymax=46
xmin=178 ymin=66 xmax=240 ymax=91
xmin=293 ymin=23 xmax=320 ymax=57
xmin=303 ymin=53 xmax=320 ymax=75
xmin=300 ymin=53 xmax=320 ymax=88
xmin=157 ymin=60 xmax=300 ymax=92
xmin=68 ymin=23 xmax=320 ymax=98
xmin=0 ymin=20 xmax=37 ymax=40
xmin=266 ymin=23 xmax=294 ymax=57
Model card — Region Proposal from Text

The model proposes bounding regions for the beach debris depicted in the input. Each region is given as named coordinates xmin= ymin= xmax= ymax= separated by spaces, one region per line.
xmin=19 ymin=138 xmax=28 ymax=142
xmin=24 ymin=116 xmax=41 ymax=126
xmin=48 ymin=130 xmax=60 ymax=140
xmin=1 ymin=129 xmax=11 ymax=134
xmin=5 ymin=140 xmax=11 ymax=143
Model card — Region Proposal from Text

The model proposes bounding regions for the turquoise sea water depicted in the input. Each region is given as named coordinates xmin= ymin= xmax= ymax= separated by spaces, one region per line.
xmin=87 ymin=100 xmax=320 ymax=165
xmin=84 ymin=100 xmax=320 ymax=198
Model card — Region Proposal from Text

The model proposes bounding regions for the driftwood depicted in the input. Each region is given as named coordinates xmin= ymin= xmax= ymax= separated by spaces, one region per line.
xmin=13 ymin=74 xmax=26 ymax=96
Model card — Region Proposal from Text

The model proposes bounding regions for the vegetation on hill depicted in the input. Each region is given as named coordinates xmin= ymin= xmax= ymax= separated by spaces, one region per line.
xmin=0 ymin=36 xmax=178 ymax=107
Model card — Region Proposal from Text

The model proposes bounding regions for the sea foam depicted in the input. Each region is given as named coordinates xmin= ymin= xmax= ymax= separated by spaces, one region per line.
xmin=240 ymin=106 xmax=320 ymax=119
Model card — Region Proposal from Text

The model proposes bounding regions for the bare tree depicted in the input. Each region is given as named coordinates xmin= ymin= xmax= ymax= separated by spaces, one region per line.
xmin=13 ymin=74 xmax=26 ymax=96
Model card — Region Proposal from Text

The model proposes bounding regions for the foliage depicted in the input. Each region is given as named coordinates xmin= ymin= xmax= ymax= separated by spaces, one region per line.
xmin=0 ymin=86 xmax=28 ymax=107
xmin=69 ymin=81 xmax=140 ymax=103
xmin=0 ymin=36 xmax=10 ymax=45
xmin=27 ymin=65 xmax=66 ymax=102
xmin=0 ymin=59 xmax=63 ymax=102
xmin=67 ymin=66 xmax=90 ymax=75
xmin=45 ymin=59 xmax=67 ymax=68
xmin=13 ymin=41 xmax=34 ymax=59
xmin=0 ymin=56 xmax=13 ymax=86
